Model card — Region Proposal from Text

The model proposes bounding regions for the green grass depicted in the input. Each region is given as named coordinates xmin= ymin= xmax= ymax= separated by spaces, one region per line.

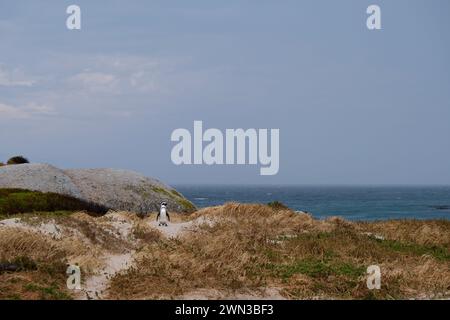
xmin=268 ymin=258 xmax=365 ymax=280
xmin=170 ymin=189 xmax=183 ymax=198
xmin=375 ymin=239 xmax=450 ymax=261
xmin=0 ymin=188 xmax=108 ymax=217
xmin=1 ymin=254 xmax=72 ymax=300
xmin=152 ymin=186 xmax=172 ymax=197
xmin=24 ymin=282 xmax=72 ymax=300
xmin=177 ymin=198 xmax=196 ymax=212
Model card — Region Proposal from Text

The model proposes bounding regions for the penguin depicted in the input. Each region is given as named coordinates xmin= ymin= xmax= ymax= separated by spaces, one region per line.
xmin=157 ymin=201 xmax=170 ymax=226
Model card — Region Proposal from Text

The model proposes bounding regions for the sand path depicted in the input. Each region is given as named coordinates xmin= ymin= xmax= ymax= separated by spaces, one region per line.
xmin=179 ymin=288 xmax=286 ymax=300
xmin=78 ymin=217 xmax=200 ymax=299
xmin=78 ymin=252 xmax=134 ymax=300
xmin=148 ymin=220 xmax=194 ymax=238
xmin=148 ymin=216 xmax=213 ymax=238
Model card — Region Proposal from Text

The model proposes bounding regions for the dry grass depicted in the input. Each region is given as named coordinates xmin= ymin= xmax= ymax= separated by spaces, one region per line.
xmin=58 ymin=212 xmax=134 ymax=253
xmin=108 ymin=203 xmax=450 ymax=300
xmin=0 ymin=228 xmax=66 ymax=267
xmin=1 ymin=204 xmax=448 ymax=300
xmin=356 ymin=219 xmax=450 ymax=247
xmin=0 ymin=210 xmax=149 ymax=299
xmin=0 ymin=228 xmax=72 ymax=299
xmin=132 ymin=222 xmax=163 ymax=245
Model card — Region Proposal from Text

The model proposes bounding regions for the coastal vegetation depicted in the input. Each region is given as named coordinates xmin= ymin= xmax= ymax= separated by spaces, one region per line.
xmin=6 ymin=156 xmax=29 ymax=165
xmin=0 ymin=155 xmax=29 ymax=167
xmin=0 ymin=228 xmax=72 ymax=299
xmin=151 ymin=186 xmax=196 ymax=212
xmin=0 ymin=202 xmax=448 ymax=300
xmin=267 ymin=201 xmax=291 ymax=211
xmin=108 ymin=203 xmax=449 ymax=300
xmin=0 ymin=189 xmax=109 ymax=218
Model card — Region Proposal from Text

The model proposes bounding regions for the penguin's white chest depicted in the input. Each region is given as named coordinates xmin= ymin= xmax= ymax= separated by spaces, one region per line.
xmin=159 ymin=207 xmax=168 ymax=223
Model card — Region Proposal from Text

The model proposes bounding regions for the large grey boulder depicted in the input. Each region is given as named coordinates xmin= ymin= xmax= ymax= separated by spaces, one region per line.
xmin=0 ymin=163 xmax=195 ymax=214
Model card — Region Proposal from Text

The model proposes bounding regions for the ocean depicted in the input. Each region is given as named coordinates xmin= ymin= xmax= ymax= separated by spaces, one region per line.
xmin=174 ymin=185 xmax=450 ymax=221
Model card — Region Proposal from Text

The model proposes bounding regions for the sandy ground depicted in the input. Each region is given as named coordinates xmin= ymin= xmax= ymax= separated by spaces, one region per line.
xmin=76 ymin=213 xmax=136 ymax=300
xmin=77 ymin=252 xmax=134 ymax=300
xmin=149 ymin=215 xmax=215 ymax=238
xmin=79 ymin=217 xmax=208 ymax=299
xmin=149 ymin=220 xmax=193 ymax=238
xmin=179 ymin=288 xmax=286 ymax=300
xmin=0 ymin=218 xmax=63 ymax=239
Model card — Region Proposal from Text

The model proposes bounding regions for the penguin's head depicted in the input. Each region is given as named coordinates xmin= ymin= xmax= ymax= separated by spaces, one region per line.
xmin=161 ymin=201 xmax=167 ymax=208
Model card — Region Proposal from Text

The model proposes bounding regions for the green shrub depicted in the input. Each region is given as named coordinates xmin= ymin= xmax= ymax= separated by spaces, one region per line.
xmin=6 ymin=156 xmax=29 ymax=165
xmin=267 ymin=201 xmax=290 ymax=211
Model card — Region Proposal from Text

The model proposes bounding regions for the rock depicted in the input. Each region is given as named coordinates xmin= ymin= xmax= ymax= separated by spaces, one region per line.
xmin=0 ymin=163 xmax=195 ymax=214
xmin=0 ymin=164 xmax=81 ymax=198
xmin=430 ymin=205 xmax=450 ymax=211
xmin=0 ymin=263 xmax=21 ymax=272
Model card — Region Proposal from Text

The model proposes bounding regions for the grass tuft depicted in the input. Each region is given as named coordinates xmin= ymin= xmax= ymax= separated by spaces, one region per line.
xmin=267 ymin=201 xmax=291 ymax=211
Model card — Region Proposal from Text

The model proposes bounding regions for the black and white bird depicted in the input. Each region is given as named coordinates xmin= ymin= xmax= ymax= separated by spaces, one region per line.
xmin=157 ymin=201 xmax=170 ymax=226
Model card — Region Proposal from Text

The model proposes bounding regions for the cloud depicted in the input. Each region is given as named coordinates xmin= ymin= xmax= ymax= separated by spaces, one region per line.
xmin=0 ymin=54 xmax=221 ymax=120
xmin=25 ymin=103 xmax=56 ymax=116
xmin=0 ymin=103 xmax=29 ymax=118
xmin=68 ymin=71 xmax=118 ymax=93
xmin=0 ymin=102 xmax=55 ymax=119
xmin=64 ymin=56 xmax=166 ymax=95
xmin=0 ymin=66 xmax=35 ymax=87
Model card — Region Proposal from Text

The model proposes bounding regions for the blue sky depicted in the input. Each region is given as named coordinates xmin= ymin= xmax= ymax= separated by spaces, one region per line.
xmin=1 ymin=0 xmax=449 ymax=185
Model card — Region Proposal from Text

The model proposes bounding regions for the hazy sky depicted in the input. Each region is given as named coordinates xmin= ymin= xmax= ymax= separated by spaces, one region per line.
xmin=1 ymin=0 xmax=449 ymax=185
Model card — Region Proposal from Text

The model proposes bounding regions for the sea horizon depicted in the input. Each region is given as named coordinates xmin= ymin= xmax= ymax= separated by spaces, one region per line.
xmin=174 ymin=185 xmax=450 ymax=221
